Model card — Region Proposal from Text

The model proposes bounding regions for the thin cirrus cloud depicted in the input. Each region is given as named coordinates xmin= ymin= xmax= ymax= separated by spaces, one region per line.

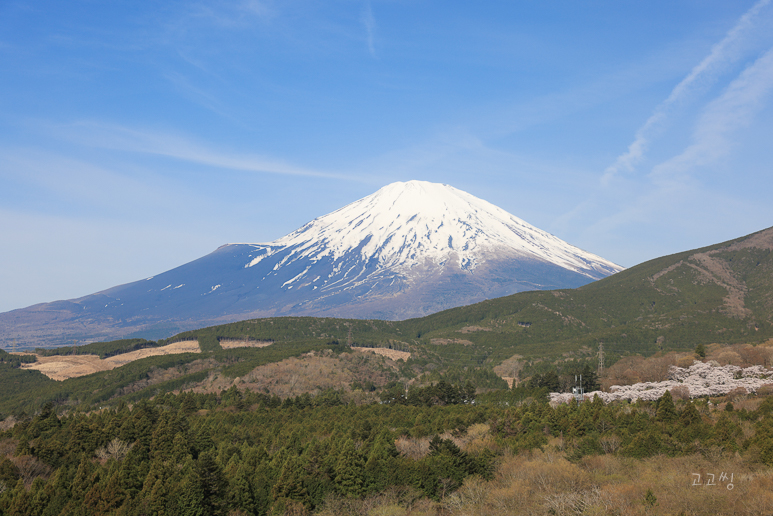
xmin=54 ymin=122 xmax=362 ymax=181
xmin=590 ymin=46 xmax=773 ymax=239
xmin=361 ymin=0 xmax=377 ymax=58
xmin=651 ymin=46 xmax=773 ymax=182
xmin=583 ymin=46 xmax=773 ymax=260
xmin=601 ymin=0 xmax=773 ymax=185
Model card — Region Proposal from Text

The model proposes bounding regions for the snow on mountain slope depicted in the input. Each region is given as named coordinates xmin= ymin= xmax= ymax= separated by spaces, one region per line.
xmin=0 ymin=180 xmax=624 ymax=346
xmin=238 ymin=180 xmax=621 ymax=285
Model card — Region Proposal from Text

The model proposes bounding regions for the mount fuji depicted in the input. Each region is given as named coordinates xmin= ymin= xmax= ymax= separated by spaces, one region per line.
xmin=1 ymin=181 xmax=623 ymax=347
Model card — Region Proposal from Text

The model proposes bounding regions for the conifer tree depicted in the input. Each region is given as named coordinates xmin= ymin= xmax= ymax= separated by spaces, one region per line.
xmin=171 ymin=432 xmax=194 ymax=463
xmin=676 ymin=402 xmax=705 ymax=443
xmin=334 ymin=438 xmax=364 ymax=498
xmin=70 ymin=455 xmax=95 ymax=503
xmin=363 ymin=431 xmax=398 ymax=494
xmin=192 ymin=450 xmax=229 ymax=515
xmin=29 ymin=476 xmax=50 ymax=516
xmin=6 ymin=479 xmax=31 ymax=516
xmin=711 ymin=413 xmax=739 ymax=451
xmin=176 ymin=469 xmax=205 ymax=516
xmin=148 ymin=477 xmax=169 ymax=516
xmin=228 ymin=466 xmax=256 ymax=516
xmin=0 ymin=456 xmax=19 ymax=488
xmin=97 ymin=469 xmax=126 ymax=514
xmin=40 ymin=466 xmax=71 ymax=516
xmin=119 ymin=443 xmax=149 ymax=500
xmin=271 ymin=454 xmax=308 ymax=503
xmin=656 ymin=390 xmax=677 ymax=423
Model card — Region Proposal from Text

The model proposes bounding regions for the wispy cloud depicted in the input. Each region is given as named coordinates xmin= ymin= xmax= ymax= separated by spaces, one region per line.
xmin=50 ymin=122 xmax=363 ymax=181
xmin=0 ymin=146 xmax=216 ymax=224
xmin=567 ymin=45 xmax=773 ymax=264
xmin=186 ymin=0 xmax=276 ymax=29
xmin=601 ymin=0 xmax=773 ymax=184
xmin=651 ymin=46 xmax=773 ymax=181
xmin=362 ymin=0 xmax=376 ymax=58
xmin=163 ymin=71 xmax=242 ymax=123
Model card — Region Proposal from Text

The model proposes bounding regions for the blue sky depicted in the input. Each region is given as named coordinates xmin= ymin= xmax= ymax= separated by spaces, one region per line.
xmin=2 ymin=1 xmax=773 ymax=313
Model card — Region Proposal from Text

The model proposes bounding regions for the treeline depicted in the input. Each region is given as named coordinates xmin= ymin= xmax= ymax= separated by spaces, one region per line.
xmin=35 ymin=339 xmax=158 ymax=359
xmin=168 ymin=318 xmax=404 ymax=353
xmin=418 ymin=366 xmax=509 ymax=391
xmin=527 ymin=362 xmax=600 ymax=393
xmin=380 ymin=380 xmax=477 ymax=407
xmin=0 ymin=350 xmax=37 ymax=368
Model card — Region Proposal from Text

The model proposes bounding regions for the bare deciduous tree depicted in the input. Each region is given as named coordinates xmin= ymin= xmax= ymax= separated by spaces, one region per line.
xmin=95 ymin=438 xmax=131 ymax=462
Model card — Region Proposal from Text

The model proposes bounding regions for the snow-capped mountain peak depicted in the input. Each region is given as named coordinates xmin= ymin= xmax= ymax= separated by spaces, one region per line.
xmin=0 ymin=180 xmax=625 ymax=347
xmin=244 ymin=180 xmax=621 ymax=280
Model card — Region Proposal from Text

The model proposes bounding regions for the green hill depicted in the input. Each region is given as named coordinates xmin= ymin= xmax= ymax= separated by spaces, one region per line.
xmin=2 ymin=226 xmax=772 ymax=414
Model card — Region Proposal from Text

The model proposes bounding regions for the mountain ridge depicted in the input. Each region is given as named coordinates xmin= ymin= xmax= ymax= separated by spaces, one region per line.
xmin=0 ymin=180 xmax=622 ymax=347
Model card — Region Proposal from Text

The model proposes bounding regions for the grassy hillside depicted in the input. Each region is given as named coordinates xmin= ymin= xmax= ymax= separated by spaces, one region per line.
xmin=1 ymin=226 xmax=772 ymax=415
xmin=156 ymin=224 xmax=773 ymax=372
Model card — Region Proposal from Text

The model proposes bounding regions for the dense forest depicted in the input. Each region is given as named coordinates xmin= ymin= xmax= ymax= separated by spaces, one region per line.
xmin=2 ymin=383 xmax=773 ymax=515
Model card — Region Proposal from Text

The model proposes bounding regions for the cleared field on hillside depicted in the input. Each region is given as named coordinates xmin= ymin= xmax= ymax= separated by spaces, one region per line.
xmin=18 ymin=340 xmax=200 ymax=381
xmin=352 ymin=346 xmax=411 ymax=361
xmin=219 ymin=339 xmax=273 ymax=350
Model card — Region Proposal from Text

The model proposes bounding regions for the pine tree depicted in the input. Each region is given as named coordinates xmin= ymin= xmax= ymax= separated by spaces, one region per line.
xmin=363 ymin=431 xmax=398 ymax=494
xmin=334 ymin=438 xmax=364 ymax=498
xmin=656 ymin=390 xmax=677 ymax=424
xmin=176 ymin=469 xmax=205 ymax=516
xmin=148 ymin=477 xmax=169 ymax=516
xmin=40 ymin=466 xmax=71 ymax=516
xmin=228 ymin=466 xmax=256 ymax=516
xmin=192 ymin=450 xmax=228 ymax=515
xmin=271 ymin=454 xmax=307 ymax=503
xmin=6 ymin=479 xmax=31 ymax=516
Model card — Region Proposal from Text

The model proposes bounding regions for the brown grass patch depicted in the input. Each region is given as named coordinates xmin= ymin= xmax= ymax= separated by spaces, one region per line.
xmin=352 ymin=347 xmax=411 ymax=361
xmin=20 ymin=340 xmax=200 ymax=381
xmin=430 ymin=338 xmax=474 ymax=346
xmin=218 ymin=339 xmax=273 ymax=350
xmin=457 ymin=326 xmax=492 ymax=333
xmin=196 ymin=349 xmax=400 ymax=399
xmin=442 ymin=450 xmax=773 ymax=516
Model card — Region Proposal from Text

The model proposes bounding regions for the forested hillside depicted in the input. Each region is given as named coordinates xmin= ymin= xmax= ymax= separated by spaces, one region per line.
xmin=2 ymin=387 xmax=773 ymax=515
